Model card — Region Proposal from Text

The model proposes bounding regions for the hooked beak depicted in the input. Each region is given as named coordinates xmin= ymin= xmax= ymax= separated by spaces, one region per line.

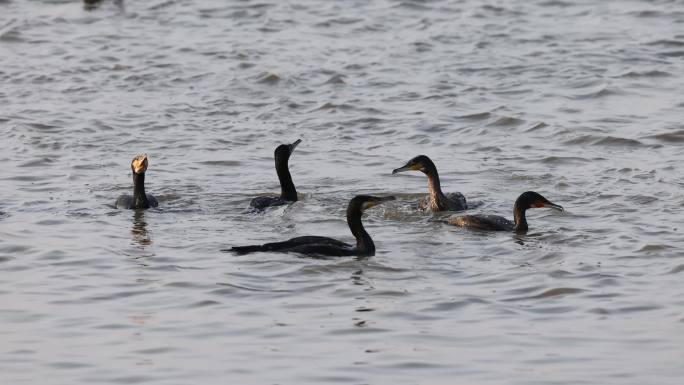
xmin=132 ymin=154 xmax=148 ymax=174
xmin=544 ymin=201 xmax=564 ymax=212
xmin=392 ymin=162 xmax=413 ymax=174
xmin=289 ymin=139 xmax=302 ymax=154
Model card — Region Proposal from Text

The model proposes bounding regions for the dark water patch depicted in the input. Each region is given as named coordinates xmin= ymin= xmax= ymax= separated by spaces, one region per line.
xmin=591 ymin=136 xmax=644 ymax=148
xmin=323 ymin=74 xmax=346 ymax=85
xmin=646 ymin=39 xmax=684 ymax=47
xmin=366 ymin=289 xmax=408 ymax=298
xmin=505 ymin=287 xmax=585 ymax=302
xmin=425 ymin=297 xmax=488 ymax=311
xmin=643 ymin=129 xmax=684 ymax=143
xmin=548 ymin=269 xmax=573 ymax=278
xmin=524 ymin=306 xmax=577 ymax=314
xmin=87 ymin=290 xmax=151 ymax=302
xmin=392 ymin=1 xmax=433 ymax=11
xmin=134 ymin=347 xmax=181 ymax=355
xmin=48 ymin=361 xmax=93 ymax=370
xmin=534 ymin=252 xmax=564 ymax=263
xmin=256 ymin=72 xmax=281 ymax=84
xmin=587 ymin=307 xmax=611 ymax=315
xmin=503 ymin=284 xmax=548 ymax=296
xmin=626 ymin=194 xmax=657 ymax=205
xmin=637 ymin=244 xmax=672 ymax=253
xmin=628 ymin=10 xmax=666 ymax=18
xmin=615 ymin=70 xmax=672 ymax=78
xmin=539 ymin=156 xmax=590 ymax=165
xmin=525 ymin=122 xmax=548 ymax=132
xmin=0 ymin=21 xmax=22 ymax=43
xmin=615 ymin=304 xmax=662 ymax=313
xmin=570 ymin=86 xmax=619 ymax=99
xmin=327 ymin=326 xmax=389 ymax=335
xmin=35 ymin=219 xmax=68 ymax=226
xmin=0 ymin=309 xmax=47 ymax=323
xmin=106 ymin=375 xmax=155 ymax=384
xmin=215 ymin=282 xmax=292 ymax=294
xmin=487 ymin=116 xmax=525 ymax=127
xmin=188 ymin=300 xmax=222 ymax=308
xmin=146 ymin=1 xmax=177 ymax=11
xmin=313 ymin=102 xmax=353 ymax=111
xmin=315 ymin=17 xmax=364 ymax=28
xmin=197 ymin=160 xmax=241 ymax=167
xmin=659 ymin=51 xmax=684 ymax=58
xmin=413 ymin=41 xmax=433 ymax=53
xmin=385 ymin=361 xmax=446 ymax=370
xmin=453 ymin=112 xmax=491 ymax=120
xmin=538 ymin=0 xmax=573 ymax=7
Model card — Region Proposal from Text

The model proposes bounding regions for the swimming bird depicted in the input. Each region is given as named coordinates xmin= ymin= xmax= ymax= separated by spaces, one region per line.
xmin=250 ymin=139 xmax=301 ymax=210
xmin=392 ymin=155 xmax=467 ymax=212
xmin=229 ymin=195 xmax=395 ymax=257
xmin=115 ymin=154 xmax=158 ymax=210
xmin=445 ymin=191 xmax=562 ymax=233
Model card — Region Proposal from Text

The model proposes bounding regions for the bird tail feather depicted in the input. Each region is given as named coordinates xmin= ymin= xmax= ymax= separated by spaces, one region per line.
xmin=223 ymin=245 xmax=266 ymax=255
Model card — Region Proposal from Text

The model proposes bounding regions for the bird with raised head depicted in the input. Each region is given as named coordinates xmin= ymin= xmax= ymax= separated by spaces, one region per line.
xmin=250 ymin=139 xmax=302 ymax=210
xmin=392 ymin=155 xmax=467 ymax=212
xmin=115 ymin=154 xmax=158 ymax=210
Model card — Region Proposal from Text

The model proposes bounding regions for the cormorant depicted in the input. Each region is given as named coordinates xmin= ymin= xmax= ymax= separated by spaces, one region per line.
xmin=250 ymin=139 xmax=301 ymax=210
xmin=115 ymin=154 xmax=159 ymax=210
xmin=445 ymin=191 xmax=562 ymax=233
xmin=229 ymin=195 xmax=395 ymax=257
xmin=392 ymin=155 xmax=467 ymax=212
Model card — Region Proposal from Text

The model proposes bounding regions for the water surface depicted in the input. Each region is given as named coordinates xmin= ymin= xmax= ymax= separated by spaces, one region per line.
xmin=1 ymin=0 xmax=684 ymax=384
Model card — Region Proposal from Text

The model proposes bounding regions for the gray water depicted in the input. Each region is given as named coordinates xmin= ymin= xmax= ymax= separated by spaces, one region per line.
xmin=2 ymin=0 xmax=684 ymax=384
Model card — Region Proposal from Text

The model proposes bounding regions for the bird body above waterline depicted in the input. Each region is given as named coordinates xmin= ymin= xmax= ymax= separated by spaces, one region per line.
xmin=250 ymin=139 xmax=301 ymax=210
xmin=446 ymin=191 xmax=563 ymax=233
xmin=392 ymin=155 xmax=467 ymax=212
xmin=228 ymin=195 xmax=395 ymax=257
xmin=115 ymin=154 xmax=158 ymax=210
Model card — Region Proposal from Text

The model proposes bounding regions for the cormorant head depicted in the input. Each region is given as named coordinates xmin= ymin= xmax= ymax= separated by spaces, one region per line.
xmin=392 ymin=155 xmax=434 ymax=175
xmin=515 ymin=191 xmax=563 ymax=212
xmin=274 ymin=139 xmax=302 ymax=162
xmin=130 ymin=154 xmax=149 ymax=175
xmin=348 ymin=195 xmax=396 ymax=214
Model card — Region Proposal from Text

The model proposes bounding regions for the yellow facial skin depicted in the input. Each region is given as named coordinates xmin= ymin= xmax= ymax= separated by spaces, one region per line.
xmin=131 ymin=154 xmax=148 ymax=174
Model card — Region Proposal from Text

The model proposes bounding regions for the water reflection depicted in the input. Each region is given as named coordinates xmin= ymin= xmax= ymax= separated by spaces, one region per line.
xmin=131 ymin=210 xmax=151 ymax=246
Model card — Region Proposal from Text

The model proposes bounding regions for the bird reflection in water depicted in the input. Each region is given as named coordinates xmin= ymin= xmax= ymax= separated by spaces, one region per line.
xmin=131 ymin=210 xmax=151 ymax=246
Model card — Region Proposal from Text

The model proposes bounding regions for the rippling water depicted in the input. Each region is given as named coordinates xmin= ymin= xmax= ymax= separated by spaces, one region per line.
xmin=2 ymin=0 xmax=684 ymax=384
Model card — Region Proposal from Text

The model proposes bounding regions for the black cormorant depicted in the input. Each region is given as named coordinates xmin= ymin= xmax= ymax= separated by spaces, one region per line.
xmin=229 ymin=195 xmax=395 ymax=257
xmin=250 ymin=139 xmax=301 ymax=210
xmin=115 ymin=154 xmax=159 ymax=210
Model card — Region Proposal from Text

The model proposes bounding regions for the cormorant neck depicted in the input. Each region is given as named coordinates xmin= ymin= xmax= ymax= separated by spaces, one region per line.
xmin=347 ymin=208 xmax=375 ymax=256
xmin=424 ymin=163 xmax=447 ymax=210
xmin=513 ymin=204 xmax=528 ymax=233
xmin=132 ymin=172 xmax=150 ymax=209
xmin=276 ymin=156 xmax=297 ymax=201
